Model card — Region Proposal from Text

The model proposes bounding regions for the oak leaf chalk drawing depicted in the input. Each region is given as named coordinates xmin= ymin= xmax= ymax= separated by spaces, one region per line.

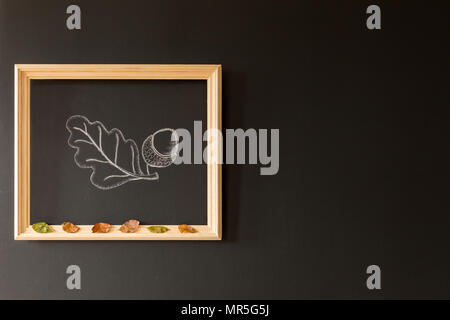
xmin=66 ymin=115 xmax=179 ymax=190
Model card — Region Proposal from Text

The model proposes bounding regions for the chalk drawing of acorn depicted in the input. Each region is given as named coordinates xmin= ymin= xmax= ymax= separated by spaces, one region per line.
xmin=66 ymin=115 xmax=179 ymax=190
xmin=142 ymin=128 xmax=179 ymax=168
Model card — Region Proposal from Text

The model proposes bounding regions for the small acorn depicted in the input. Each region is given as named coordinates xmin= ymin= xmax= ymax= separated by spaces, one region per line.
xmin=142 ymin=128 xmax=179 ymax=168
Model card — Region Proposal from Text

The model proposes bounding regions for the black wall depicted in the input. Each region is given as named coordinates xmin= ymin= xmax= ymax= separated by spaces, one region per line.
xmin=30 ymin=80 xmax=207 ymax=225
xmin=0 ymin=0 xmax=449 ymax=299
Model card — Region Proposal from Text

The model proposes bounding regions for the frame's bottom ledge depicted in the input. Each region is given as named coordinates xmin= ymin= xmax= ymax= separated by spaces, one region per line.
xmin=15 ymin=225 xmax=221 ymax=240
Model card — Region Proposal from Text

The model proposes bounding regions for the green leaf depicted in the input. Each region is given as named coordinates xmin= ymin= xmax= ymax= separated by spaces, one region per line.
xmin=32 ymin=222 xmax=53 ymax=233
xmin=148 ymin=226 xmax=169 ymax=233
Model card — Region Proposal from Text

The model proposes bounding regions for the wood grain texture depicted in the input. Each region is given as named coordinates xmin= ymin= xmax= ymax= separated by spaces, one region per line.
xmin=15 ymin=64 xmax=218 ymax=79
xmin=16 ymin=225 xmax=218 ymax=241
xmin=14 ymin=64 xmax=222 ymax=240
xmin=207 ymin=66 xmax=222 ymax=240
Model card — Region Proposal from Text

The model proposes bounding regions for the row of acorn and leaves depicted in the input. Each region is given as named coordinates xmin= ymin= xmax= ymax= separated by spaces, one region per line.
xmin=31 ymin=220 xmax=197 ymax=234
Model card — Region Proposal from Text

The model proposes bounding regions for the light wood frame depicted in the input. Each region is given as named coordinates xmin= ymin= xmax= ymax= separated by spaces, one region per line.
xmin=14 ymin=64 xmax=222 ymax=240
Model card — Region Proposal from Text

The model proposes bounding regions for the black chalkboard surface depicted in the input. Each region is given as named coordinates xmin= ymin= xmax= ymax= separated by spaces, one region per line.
xmin=2 ymin=0 xmax=450 ymax=300
xmin=30 ymin=80 xmax=207 ymax=225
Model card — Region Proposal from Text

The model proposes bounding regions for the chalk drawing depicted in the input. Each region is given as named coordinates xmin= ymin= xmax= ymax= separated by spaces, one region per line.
xmin=66 ymin=115 xmax=178 ymax=190
xmin=142 ymin=128 xmax=179 ymax=169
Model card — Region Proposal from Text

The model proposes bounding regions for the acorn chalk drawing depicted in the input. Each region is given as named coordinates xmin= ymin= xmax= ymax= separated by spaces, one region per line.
xmin=66 ymin=115 xmax=179 ymax=190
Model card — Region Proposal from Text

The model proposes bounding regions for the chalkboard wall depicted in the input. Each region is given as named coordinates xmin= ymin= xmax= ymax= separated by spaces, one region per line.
xmin=30 ymin=80 xmax=207 ymax=225
xmin=0 ymin=0 xmax=449 ymax=299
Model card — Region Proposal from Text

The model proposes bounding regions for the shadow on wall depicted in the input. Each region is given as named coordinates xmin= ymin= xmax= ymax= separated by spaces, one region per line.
xmin=222 ymin=69 xmax=246 ymax=242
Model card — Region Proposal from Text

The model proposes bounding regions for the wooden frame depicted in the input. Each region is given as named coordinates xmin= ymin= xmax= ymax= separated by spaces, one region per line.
xmin=14 ymin=64 xmax=222 ymax=240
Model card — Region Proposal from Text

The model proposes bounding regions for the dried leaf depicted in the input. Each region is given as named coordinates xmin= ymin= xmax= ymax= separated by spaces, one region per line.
xmin=62 ymin=222 xmax=80 ymax=233
xmin=148 ymin=226 xmax=169 ymax=233
xmin=119 ymin=219 xmax=140 ymax=233
xmin=92 ymin=223 xmax=111 ymax=233
xmin=32 ymin=222 xmax=53 ymax=233
xmin=178 ymin=224 xmax=197 ymax=233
